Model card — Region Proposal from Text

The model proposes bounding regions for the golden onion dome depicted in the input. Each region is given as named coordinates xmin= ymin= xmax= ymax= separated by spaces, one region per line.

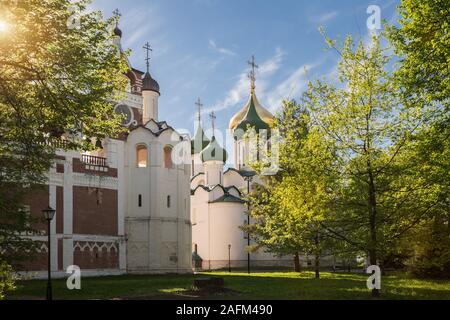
xmin=229 ymin=90 xmax=274 ymax=131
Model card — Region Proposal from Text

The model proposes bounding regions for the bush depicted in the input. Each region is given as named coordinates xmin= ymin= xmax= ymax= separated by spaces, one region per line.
xmin=408 ymin=218 xmax=450 ymax=279
xmin=0 ymin=260 xmax=16 ymax=300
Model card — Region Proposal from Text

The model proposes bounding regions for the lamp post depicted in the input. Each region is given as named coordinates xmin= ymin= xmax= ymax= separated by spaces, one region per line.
xmin=42 ymin=206 xmax=56 ymax=301
xmin=244 ymin=175 xmax=253 ymax=274
xmin=228 ymin=244 xmax=231 ymax=273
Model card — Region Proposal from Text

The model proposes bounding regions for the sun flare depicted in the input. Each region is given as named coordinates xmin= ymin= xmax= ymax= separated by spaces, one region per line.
xmin=0 ymin=20 xmax=9 ymax=33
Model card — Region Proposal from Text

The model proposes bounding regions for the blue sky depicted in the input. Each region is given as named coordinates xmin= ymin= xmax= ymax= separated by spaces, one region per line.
xmin=89 ymin=0 xmax=399 ymax=135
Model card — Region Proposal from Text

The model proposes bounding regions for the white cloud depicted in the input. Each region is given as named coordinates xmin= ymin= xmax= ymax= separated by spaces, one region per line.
xmin=265 ymin=61 xmax=322 ymax=113
xmin=115 ymin=7 xmax=169 ymax=58
xmin=208 ymin=40 xmax=236 ymax=56
xmin=259 ymin=47 xmax=284 ymax=76
xmin=311 ymin=10 xmax=339 ymax=24
xmin=204 ymin=47 xmax=284 ymax=114
xmin=203 ymin=72 xmax=248 ymax=114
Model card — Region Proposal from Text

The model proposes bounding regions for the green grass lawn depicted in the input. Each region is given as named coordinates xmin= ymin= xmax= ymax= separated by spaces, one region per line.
xmin=7 ymin=271 xmax=450 ymax=300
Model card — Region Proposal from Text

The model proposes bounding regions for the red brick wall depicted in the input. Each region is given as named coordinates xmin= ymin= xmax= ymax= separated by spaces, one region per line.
xmin=73 ymin=242 xmax=119 ymax=269
xmin=23 ymin=185 xmax=49 ymax=232
xmin=15 ymin=186 xmax=48 ymax=272
xmin=13 ymin=243 xmax=48 ymax=272
xmin=56 ymin=163 xmax=64 ymax=173
xmin=72 ymin=158 xmax=118 ymax=178
xmin=132 ymin=106 xmax=143 ymax=125
xmin=56 ymin=186 xmax=64 ymax=234
xmin=73 ymin=186 xmax=118 ymax=236
xmin=16 ymin=169 xmax=121 ymax=272
xmin=58 ymin=239 xmax=63 ymax=271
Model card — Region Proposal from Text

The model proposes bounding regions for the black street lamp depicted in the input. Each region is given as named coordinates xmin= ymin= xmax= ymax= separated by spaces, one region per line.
xmin=42 ymin=206 xmax=56 ymax=301
xmin=228 ymin=244 xmax=231 ymax=273
xmin=244 ymin=175 xmax=253 ymax=274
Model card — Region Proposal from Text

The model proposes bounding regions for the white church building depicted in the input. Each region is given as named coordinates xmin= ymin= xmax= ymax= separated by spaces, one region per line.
xmin=190 ymin=69 xmax=292 ymax=270
xmin=18 ymin=24 xmax=192 ymax=277
xmin=19 ymin=23 xmax=308 ymax=278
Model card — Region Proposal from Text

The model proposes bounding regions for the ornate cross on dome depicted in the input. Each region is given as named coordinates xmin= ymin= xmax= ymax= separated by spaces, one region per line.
xmin=209 ymin=111 xmax=216 ymax=133
xmin=113 ymin=9 xmax=121 ymax=27
xmin=247 ymin=55 xmax=258 ymax=91
xmin=195 ymin=98 xmax=203 ymax=123
xmin=143 ymin=42 xmax=152 ymax=73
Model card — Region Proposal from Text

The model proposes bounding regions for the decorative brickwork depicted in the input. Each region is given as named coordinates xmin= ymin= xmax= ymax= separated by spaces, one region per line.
xmin=72 ymin=158 xmax=118 ymax=178
xmin=73 ymin=241 xmax=119 ymax=269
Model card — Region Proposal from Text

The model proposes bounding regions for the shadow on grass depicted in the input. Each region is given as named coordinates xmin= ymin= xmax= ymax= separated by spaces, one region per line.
xmin=7 ymin=272 xmax=450 ymax=300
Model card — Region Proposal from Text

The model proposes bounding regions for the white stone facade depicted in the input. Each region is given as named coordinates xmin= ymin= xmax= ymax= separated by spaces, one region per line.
xmin=19 ymin=28 xmax=193 ymax=278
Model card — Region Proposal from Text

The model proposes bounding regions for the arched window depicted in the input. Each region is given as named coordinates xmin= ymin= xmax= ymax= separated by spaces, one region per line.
xmin=164 ymin=145 xmax=173 ymax=168
xmin=136 ymin=145 xmax=148 ymax=168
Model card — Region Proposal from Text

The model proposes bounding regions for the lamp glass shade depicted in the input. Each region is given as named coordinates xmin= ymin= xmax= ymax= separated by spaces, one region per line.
xmin=95 ymin=138 xmax=103 ymax=149
xmin=42 ymin=206 xmax=56 ymax=220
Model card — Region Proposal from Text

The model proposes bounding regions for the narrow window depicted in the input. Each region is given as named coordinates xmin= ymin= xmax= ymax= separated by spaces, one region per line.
xmin=239 ymin=143 xmax=245 ymax=168
xmin=167 ymin=195 xmax=171 ymax=208
xmin=164 ymin=145 xmax=173 ymax=168
xmin=192 ymin=208 xmax=197 ymax=225
xmin=138 ymin=194 xmax=142 ymax=207
xmin=136 ymin=145 xmax=148 ymax=168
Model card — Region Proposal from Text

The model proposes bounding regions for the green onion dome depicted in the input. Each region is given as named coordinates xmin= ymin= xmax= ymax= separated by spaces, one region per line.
xmin=200 ymin=136 xmax=227 ymax=163
xmin=191 ymin=124 xmax=210 ymax=154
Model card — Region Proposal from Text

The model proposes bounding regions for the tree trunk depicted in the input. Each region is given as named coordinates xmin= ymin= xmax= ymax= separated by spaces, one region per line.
xmin=447 ymin=204 xmax=450 ymax=236
xmin=368 ymin=171 xmax=380 ymax=297
xmin=314 ymin=233 xmax=320 ymax=279
xmin=294 ymin=252 xmax=301 ymax=273
xmin=315 ymin=255 xmax=320 ymax=279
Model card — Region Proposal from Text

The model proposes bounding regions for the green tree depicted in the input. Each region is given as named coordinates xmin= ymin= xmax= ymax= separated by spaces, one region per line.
xmin=0 ymin=0 xmax=128 ymax=284
xmin=393 ymin=121 xmax=450 ymax=277
xmin=246 ymin=100 xmax=337 ymax=278
xmin=386 ymin=0 xmax=450 ymax=277
xmin=386 ymin=0 xmax=449 ymax=111
xmin=303 ymin=34 xmax=443 ymax=294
